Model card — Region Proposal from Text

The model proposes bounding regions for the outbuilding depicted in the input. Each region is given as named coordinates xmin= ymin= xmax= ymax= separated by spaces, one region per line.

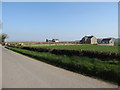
xmin=98 ymin=38 xmax=115 ymax=46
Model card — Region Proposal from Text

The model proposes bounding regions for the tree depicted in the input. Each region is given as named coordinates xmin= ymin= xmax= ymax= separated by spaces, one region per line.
xmin=0 ymin=33 xmax=8 ymax=43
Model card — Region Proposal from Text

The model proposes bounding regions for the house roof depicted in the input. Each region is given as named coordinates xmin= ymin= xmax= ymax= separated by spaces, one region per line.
xmin=52 ymin=39 xmax=59 ymax=40
xmin=102 ymin=38 xmax=113 ymax=41
xmin=84 ymin=35 xmax=94 ymax=39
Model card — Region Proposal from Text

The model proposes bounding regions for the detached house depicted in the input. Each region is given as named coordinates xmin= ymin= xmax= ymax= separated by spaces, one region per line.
xmin=99 ymin=38 xmax=115 ymax=46
xmin=80 ymin=35 xmax=97 ymax=44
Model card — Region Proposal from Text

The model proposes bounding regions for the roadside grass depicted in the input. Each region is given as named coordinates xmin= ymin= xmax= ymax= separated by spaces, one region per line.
xmin=6 ymin=46 xmax=120 ymax=85
xmin=29 ymin=44 xmax=119 ymax=53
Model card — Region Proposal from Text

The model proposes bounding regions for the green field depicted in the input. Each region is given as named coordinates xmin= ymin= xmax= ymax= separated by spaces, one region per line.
xmin=27 ymin=44 xmax=119 ymax=53
xmin=6 ymin=46 xmax=120 ymax=85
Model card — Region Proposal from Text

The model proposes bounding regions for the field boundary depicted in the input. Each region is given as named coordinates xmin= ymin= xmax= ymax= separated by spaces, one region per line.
xmin=15 ymin=46 xmax=120 ymax=60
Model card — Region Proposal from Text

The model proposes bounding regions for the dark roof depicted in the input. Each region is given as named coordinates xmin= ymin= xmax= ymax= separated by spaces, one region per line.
xmin=88 ymin=36 xmax=94 ymax=38
xmin=84 ymin=36 xmax=94 ymax=39
xmin=102 ymin=38 xmax=113 ymax=41
xmin=52 ymin=39 xmax=59 ymax=40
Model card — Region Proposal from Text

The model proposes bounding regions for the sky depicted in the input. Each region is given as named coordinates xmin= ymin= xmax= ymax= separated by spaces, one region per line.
xmin=2 ymin=2 xmax=118 ymax=42
xmin=0 ymin=2 xmax=2 ymax=19
xmin=0 ymin=2 xmax=2 ymax=33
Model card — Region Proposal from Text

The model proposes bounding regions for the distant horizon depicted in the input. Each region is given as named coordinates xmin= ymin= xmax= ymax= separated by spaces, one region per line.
xmin=2 ymin=2 xmax=118 ymax=42
xmin=5 ymin=36 xmax=119 ymax=42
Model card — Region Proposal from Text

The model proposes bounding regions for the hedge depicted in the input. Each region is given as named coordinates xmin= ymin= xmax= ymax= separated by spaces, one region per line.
xmin=8 ymin=46 xmax=120 ymax=60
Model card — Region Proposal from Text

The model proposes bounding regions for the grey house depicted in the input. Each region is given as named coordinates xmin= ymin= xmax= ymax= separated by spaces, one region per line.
xmin=100 ymin=38 xmax=115 ymax=46
xmin=80 ymin=35 xmax=97 ymax=44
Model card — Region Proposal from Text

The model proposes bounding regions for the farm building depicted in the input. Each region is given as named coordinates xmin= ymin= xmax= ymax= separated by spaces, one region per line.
xmin=46 ymin=39 xmax=59 ymax=42
xmin=52 ymin=39 xmax=59 ymax=42
xmin=97 ymin=38 xmax=102 ymax=43
xmin=46 ymin=39 xmax=52 ymax=42
xmin=80 ymin=35 xmax=97 ymax=44
xmin=98 ymin=38 xmax=115 ymax=46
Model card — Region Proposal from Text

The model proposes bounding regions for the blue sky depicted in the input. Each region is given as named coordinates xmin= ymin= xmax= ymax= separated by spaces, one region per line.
xmin=0 ymin=3 xmax=1 ymax=17
xmin=0 ymin=2 xmax=2 ymax=32
xmin=2 ymin=2 xmax=118 ymax=42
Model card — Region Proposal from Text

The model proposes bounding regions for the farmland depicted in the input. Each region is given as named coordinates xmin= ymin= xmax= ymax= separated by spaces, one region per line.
xmin=24 ymin=44 xmax=119 ymax=53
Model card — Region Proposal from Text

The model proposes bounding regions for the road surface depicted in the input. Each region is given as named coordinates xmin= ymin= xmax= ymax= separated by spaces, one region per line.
xmin=0 ymin=45 xmax=2 ymax=89
xmin=2 ymin=47 xmax=118 ymax=88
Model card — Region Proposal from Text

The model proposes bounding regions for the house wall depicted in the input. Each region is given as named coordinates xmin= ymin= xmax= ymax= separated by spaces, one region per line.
xmin=81 ymin=37 xmax=86 ymax=44
xmin=54 ymin=40 xmax=59 ymax=42
xmin=109 ymin=39 xmax=115 ymax=46
xmin=86 ymin=38 xmax=91 ymax=44
xmin=91 ymin=37 xmax=98 ymax=44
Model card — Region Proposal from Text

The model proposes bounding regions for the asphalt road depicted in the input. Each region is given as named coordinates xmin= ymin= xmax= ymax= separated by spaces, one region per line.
xmin=0 ymin=45 xmax=2 ymax=89
xmin=2 ymin=47 xmax=118 ymax=88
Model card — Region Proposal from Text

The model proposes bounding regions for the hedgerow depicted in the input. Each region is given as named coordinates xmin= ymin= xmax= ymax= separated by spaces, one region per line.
xmin=8 ymin=46 xmax=120 ymax=60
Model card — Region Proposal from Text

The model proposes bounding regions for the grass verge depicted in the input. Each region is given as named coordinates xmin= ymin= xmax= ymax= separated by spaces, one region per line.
xmin=6 ymin=46 xmax=120 ymax=85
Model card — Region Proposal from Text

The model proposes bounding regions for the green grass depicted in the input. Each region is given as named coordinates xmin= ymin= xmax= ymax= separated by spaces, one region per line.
xmin=30 ymin=44 xmax=119 ymax=53
xmin=6 ymin=46 xmax=120 ymax=85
